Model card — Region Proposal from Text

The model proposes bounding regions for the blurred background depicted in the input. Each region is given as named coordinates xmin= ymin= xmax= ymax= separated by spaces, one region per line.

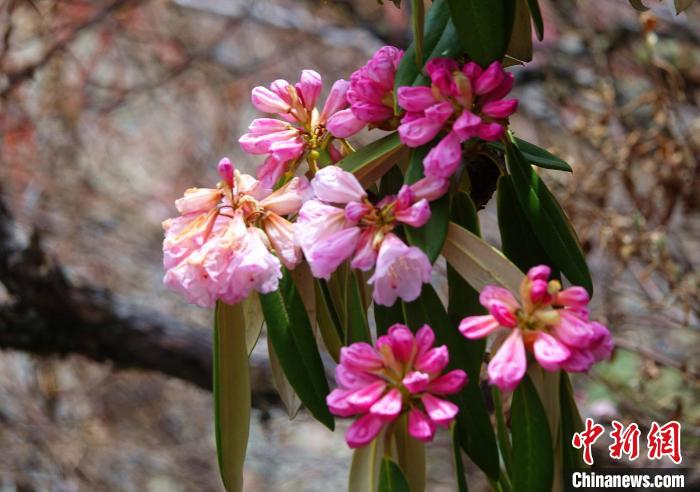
xmin=0 ymin=0 xmax=698 ymax=490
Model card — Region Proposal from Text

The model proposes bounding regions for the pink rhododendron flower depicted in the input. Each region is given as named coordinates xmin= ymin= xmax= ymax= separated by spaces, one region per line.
xmin=294 ymin=167 xmax=445 ymax=305
xmin=162 ymin=158 xmax=311 ymax=307
xmin=397 ymin=59 xmax=518 ymax=178
xmin=327 ymin=324 xmax=467 ymax=448
xmin=240 ymin=71 xmax=361 ymax=187
xmin=459 ymin=265 xmax=613 ymax=392
xmin=328 ymin=46 xmax=404 ymax=137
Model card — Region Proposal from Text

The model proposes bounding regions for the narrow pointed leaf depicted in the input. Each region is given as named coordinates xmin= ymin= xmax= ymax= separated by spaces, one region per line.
xmin=490 ymin=138 xmax=573 ymax=172
xmin=560 ymin=373 xmax=586 ymax=472
xmin=511 ymin=375 xmax=554 ymax=492
xmin=379 ymin=165 xmax=405 ymax=198
xmin=259 ymin=271 xmax=334 ymax=429
xmin=379 ymin=458 xmax=411 ymax=492
xmin=451 ymin=423 xmax=470 ymax=492
xmin=442 ymin=221 xmax=523 ymax=294
xmin=213 ymin=301 xmax=251 ymax=492
xmin=506 ymin=0 xmax=533 ymax=63
xmin=527 ymin=0 xmax=544 ymax=41
xmin=349 ymin=431 xmax=385 ymax=492
xmin=268 ymin=340 xmax=302 ymax=419
xmin=374 ymin=302 xmax=405 ymax=337
xmin=675 ymin=0 xmax=695 ymax=13
xmin=346 ymin=270 xmax=371 ymax=344
xmin=242 ymin=293 xmax=264 ymax=355
xmin=315 ymin=280 xmax=343 ymax=362
xmin=411 ymin=0 xmax=425 ymax=66
xmin=394 ymin=414 xmax=426 ymax=492
xmin=505 ymin=137 xmax=592 ymax=293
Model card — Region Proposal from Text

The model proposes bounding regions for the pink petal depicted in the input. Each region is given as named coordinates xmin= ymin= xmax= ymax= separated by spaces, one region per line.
xmin=474 ymin=61 xmax=505 ymax=96
xmin=387 ymin=324 xmax=416 ymax=362
xmin=532 ymin=332 xmax=571 ymax=371
xmin=427 ymin=369 xmax=468 ymax=395
xmin=407 ymin=407 xmax=436 ymax=442
xmin=174 ymin=188 xmax=221 ymax=215
xmin=421 ymin=393 xmax=459 ymax=425
xmin=346 ymin=380 xmax=388 ymax=412
xmin=476 ymin=122 xmax=505 ymax=142
xmin=296 ymin=69 xmax=322 ymax=112
xmin=415 ymin=345 xmax=449 ymax=374
xmin=459 ymin=315 xmax=501 ymax=339
xmin=256 ymin=155 xmax=288 ymax=189
xmin=346 ymin=413 xmax=387 ymax=448
xmin=312 ymin=166 xmax=367 ymax=204
xmin=326 ymin=108 xmax=366 ymax=138
xmin=527 ymin=265 xmax=551 ymax=281
xmin=487 ymin=330 xmax=527 ymax=392
xmin=307 ymin=227 xmax=362 ymax=279
xmin=335 ymin=364 xmax=380 ymax=390
xmin=327 ymin=388 xmax=358 ymax=417
xmin=263 ymin=214 xmax=301 ymax=269
xmin=369 ymin=388 xmax=404 ymax=419
xmin=320 ymin=79 xmax=350 ymax=122
xmin=397 ymin=86 xmax=438 ymax=112
xmin=351 ymin=102 xmax=394 ymax=123
xmin=480 ymin=73 xmax=514 ymax=104
xmin=554 ymin=311 xmax=596 ymax=348
xmin=556 ymin=287 xmax=590 ymax=308
xmin=394 ymin=198 xmax=431 ymax=228
xmin=423 ymin=131 xmax=462 ymax=178
xmin=217 ymin=157 xmax=234 ymax=187
xmin=340 ymin=342 xmax=384 ymax=371
xmin=350 ymin=228 xmax=378 ymax=271
xmin=588 ymin=322 xmax=614 ymax=361
xmin=402 ymin=371 xmax=430 ymax=393
xmin=345 ymin=201 xmax=373 ymax=222
xmin=409 ymin=176 xmax=449 ymax=202
xmin=260 ymin=176 xmax=312 ymax=216
xmin=560 ymin=348 xmax=595 ymax=373
xmin=482 ymin=99 xmax=518 ymax=119
xmin=528 ymin=279 xmax=552 ymax=305
xmin=452 ymin=110 xmax=482 ymax=141
xmin=480 ymin=285 xmax=520 ymax=311
xmin=251 ymin=86 xmax=291 ymax=113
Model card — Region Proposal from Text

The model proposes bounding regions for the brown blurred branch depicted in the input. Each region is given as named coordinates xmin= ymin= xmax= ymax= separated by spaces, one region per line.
xmin=0 ymin=189 xmax=277 ymax=407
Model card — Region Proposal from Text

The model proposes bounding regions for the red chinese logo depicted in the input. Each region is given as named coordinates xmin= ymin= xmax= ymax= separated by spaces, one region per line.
xmin=572 ymin=418 xmax=605 ymax=466
xmin=609 ymin=420 xmax=640 ymax=460
xmin=647 ymin=421 xmax=682 ymax=464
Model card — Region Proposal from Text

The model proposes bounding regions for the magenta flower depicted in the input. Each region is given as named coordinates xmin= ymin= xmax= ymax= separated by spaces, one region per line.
xmin=458 ymin=265 xmax=613 ymax=392
xmin=327 ymin=46 xmax=404 ymax=138
xmin=294 ymin=166 xmax=447 ymax=306
xmin=240 ymin=70 xmax=363 ymax=188
xmin=162 ymin=158 xmax=311 ymax=307
xmin=327 ymin=324 xmax=467 ymax=448
xmin=397 ymin=59 xmax=518 ymax=178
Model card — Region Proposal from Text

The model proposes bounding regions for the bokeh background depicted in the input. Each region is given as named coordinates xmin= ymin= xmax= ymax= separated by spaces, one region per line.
xmin=0 ymin=0 xmax=698 ymax=490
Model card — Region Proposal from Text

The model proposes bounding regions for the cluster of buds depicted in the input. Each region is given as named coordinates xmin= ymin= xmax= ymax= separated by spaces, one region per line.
xmin=162 ymin=158 xmax=309 ymax=307
xmin=397 ymin=59 xmax=518 ymax=178
xmin=459 ymin=265 xmax=613 ymax=392
xmin=327 ymin=324 xmax=467 ymax=448
xmin=294 ymin=166 xmax=448 ymax=306
xmin=240 ymin=70 xmax=360 ymax=187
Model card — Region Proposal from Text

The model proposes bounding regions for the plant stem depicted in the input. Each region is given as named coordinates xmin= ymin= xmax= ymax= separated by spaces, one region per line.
xmin=492 ymin=386 xmax=513 ymax=478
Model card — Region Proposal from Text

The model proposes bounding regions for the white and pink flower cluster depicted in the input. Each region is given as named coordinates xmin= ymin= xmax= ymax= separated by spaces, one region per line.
xmin=459 ymin=265 xmax=614 ymax=392
xmin=327 ymin=324 xmax=467 ymax=448
xmin=398 ymin=59 xmax=518 ymax=178
xmin=162 ymin=159 xmax=310 ymax=307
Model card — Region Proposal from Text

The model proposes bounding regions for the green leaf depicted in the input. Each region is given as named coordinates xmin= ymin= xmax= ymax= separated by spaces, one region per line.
xmin=394 ymin=414 xmax=426 ymax=492
xmin=315 ymin=279 xmax=343 ymax=362
xmin=447 ymin=0 xmax=516 ymax=66
xmin=401 ymin=283 xmax=499 ymax=479
xmin=404 ymin=146 xmax=449 ymax=263
xmin=511 ymin=375 xmax=554 ymax=492
xmin=527 ymin=0 xmax=544 ymax=41
xmin=442 ymin=221 xmax=523 ymax=294
xmin=259 ymin=271 xmax=334 ymax=430
xmin=490 ymin=138 xmax=573 ymax=172
xmin=349 ymin=431 xmax=385 ymax=492
xmin=379 ymin=165 xmax=405 ymax=198
xmin=379 ymin=458 xmax=411 ymax=492
xmin=505 ymin=137 xmax=592 ymax=293
xmin=451 ymin=423 xmax=470 ymax=492
xmin=268 ymin=340 xmax=302 ymax=419
xmin=675 ymin=0 xmax=694 ymax=14
xmin=213 ymin=301 xmax=251 ymax=492
xmin=497 ymin=175 xmax=554 ymax=273
xmin=374 ymin=302 xmax=405 ymax=337
xmin=411 ymin=0 xmax=425 ymax=67
xmin=242 ymin=293 xmax=264 ymax=355
xmin=560 ymin=374 xmax=586 ymax=473
xmin=338 ymin=132 xmax=406 ymax=187
xmin=346 ymin=270 xmax=371 ymax=344
xmin=628 ymin=0 xmax=650 ymax=11
xmin=445 ymin=193 xmax=501 ymax=480
xmin=506 ymin=0 xmax=533 ymax=63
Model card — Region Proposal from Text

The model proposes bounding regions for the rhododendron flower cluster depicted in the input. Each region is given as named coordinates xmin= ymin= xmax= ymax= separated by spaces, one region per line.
xmin=162 ymin=158 xmax=310 ymax=307
xmin=329 ymin=46 xmax=404 ymax=137
xmin=327 ymin=324 xmax=467 ymax=448
xmin=240 ymin=70 xmax=362 ymax=187
xmin=397 ymin=59 xmax=518 ymax=178
xmin=459 ymin=265 xmax=614 ymax=392
xmin=294 ymin=166 xmax=448 ymax=306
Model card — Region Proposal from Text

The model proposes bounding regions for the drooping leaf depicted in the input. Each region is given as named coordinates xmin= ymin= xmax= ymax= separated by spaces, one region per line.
xmin=527 ymin=0 xmax=544 ymax=41
xmin=379 ymin=458 xmax=411 ymax=492
xmin=497 ymin=175 xmax=554 ymax=273
xmin=506 ymin=0 xmax=533 ymax=63
xmin=268 ymin=340 xmax=302 ymax=419
xmin=411 ymin=0 xmax=425 ymax=66
xmin=393 ymin=414 xmax=426 ymax=492
xmin=315 ymin=279 xmax=343 ymax=362
xmin=451 ymin=423 xmax=470 ymax=492
xmin=675 ymin=0 xmax=695 ymax=14
xmin=349 ymin=431 xmax=385 ymax=492
xmin=404 ymin=146 xmax=449 ymax=263
xmin=346 ymin=270 xmax=371 ymax=344
xmin=446 ymin=0 xmax=516 ymax=66
xmin=489 ymin=138 xmax=573 ymax=172
xmin=290 ymin=262 xmax=317 ymax=334
xmin=560 ymin=373 xmax=586 ymax=472
xmin=338 ymin=132 xmax=407 ymax=187
xmin=442 ymin=221 xmax=523 ymax=294
xmin=213 ymin=301 xmax=251 ymax=492
xmin=374 ymin=302 xmax=405 ymax=337
xmin=445 ymin=193 xmax=501 ymax=480
xmin=242 ymin=293 xmax=264 ymax=355
xmin=379 ymin=165 xmax=405 ymax=198
xmin=511 ymin=375 xmax=554 ymax=492
xmin=505 ymin=137 xmax=592 ymax=293
xmin=402 ymin=283 xmax=500 ymax=479
xmin=259 ymin=271 xmax=334 ymax=430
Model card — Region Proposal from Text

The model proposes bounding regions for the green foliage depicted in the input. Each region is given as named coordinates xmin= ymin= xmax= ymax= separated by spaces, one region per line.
xmin=379 ymin=458 xmax=411 ymax=492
